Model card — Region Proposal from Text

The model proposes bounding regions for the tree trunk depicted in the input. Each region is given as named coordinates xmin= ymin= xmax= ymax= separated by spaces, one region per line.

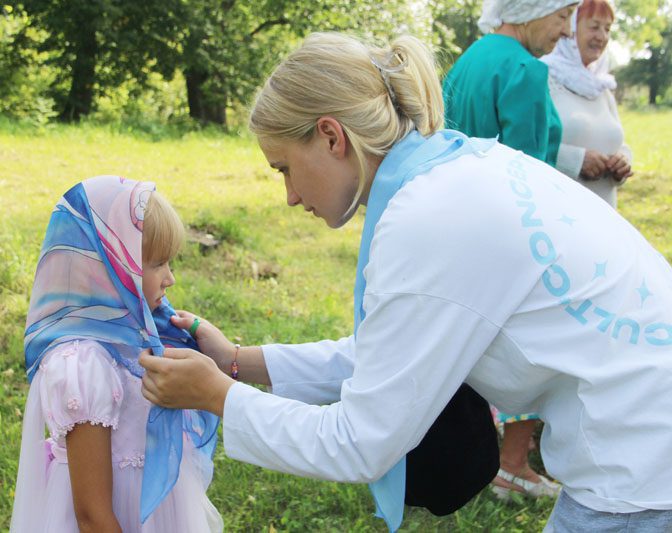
xmin=649 ymin=81 xmax=659 ymax=105
xmin=204 ymin=97 xmax=226 ymax=127
xmin=185 ymin=67 xmax=208 ymax=121
xmin=60 ymin=25 xmax=97 ymax=122
xmin=185 ymin=67 xmax=227 ymax=126
xmin=648 ymin=48 xmax=660 ymax=105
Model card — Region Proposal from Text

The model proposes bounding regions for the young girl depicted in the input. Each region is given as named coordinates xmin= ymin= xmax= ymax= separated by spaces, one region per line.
xmin=11 ymin=175 xmax=223 ymax=532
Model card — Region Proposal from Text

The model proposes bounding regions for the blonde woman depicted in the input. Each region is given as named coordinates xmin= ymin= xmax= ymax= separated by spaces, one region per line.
xmin=141 ymin=32 xmax=672 ymax=532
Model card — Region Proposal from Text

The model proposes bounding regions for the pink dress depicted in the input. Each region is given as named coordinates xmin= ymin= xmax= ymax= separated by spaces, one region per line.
xmin=11 ymin=340 xmax=223 ymax=532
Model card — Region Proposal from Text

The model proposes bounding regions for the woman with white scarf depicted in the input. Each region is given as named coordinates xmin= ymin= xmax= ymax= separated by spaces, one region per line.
xmin=542 ymin=0 xmax=633 ymax=208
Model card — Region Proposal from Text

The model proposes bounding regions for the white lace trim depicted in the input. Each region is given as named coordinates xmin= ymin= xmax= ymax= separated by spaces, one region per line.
xmin=119 ymin=452 xmax=145 ymax=469
xmin=51 ymin=417 xmax=120 ymax=440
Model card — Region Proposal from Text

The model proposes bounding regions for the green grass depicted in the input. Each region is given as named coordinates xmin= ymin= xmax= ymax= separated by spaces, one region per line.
xmin=1 ymin=109 xmax=670 ymax=531
xmin=618 ymin=108 xmax=672 ymax=261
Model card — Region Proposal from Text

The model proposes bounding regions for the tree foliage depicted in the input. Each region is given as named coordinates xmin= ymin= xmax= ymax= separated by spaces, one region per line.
xmin=7 ymin=0 xmax=187 ymax=121
xmin=3 ymin=0 xmax=671 ymax=123
xmin=177 ymin=0 xmax=420 ymax=126
xmin=3 ymin=0 xmax=419 ymax=125
xmin=428 ymin=0 xmax=480 ymax=75
xmin=0 ymin=5 xmax=56 ymax=122
xmin=615 ymin=0 xmax=672 ymax=104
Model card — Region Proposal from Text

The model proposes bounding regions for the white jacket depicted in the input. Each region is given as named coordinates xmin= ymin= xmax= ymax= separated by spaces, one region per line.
xmin=222 ymin=143 xmax=672 ymax=513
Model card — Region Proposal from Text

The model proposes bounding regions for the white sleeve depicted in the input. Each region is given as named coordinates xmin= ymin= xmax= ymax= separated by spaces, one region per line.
xmin=39 ymin=340 xmax=124 ymax=441
xmin=548 ymin=75 xmax=586 ymax=179
xmin=555 ymin=142 xmax=586 ymax=179
xmin=262 ymin=336 xmax=355 ymax=404
xmin=223 ymin=294 xmax=499 ymax=482
xmin=606 ymin=90 xmax=633 ymax=164
xmin=619 ymin=143 xmax=633 ymax=164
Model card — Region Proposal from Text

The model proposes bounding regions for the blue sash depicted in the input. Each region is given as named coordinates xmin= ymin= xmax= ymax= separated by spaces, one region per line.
xmin=354 ymin=129 xmax=495 ymax=531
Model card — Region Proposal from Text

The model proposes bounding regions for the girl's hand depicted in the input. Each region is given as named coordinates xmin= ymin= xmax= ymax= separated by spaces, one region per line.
xmin=606 ymin=153 xmax=633 ymax=183
xmin=171 ymin=310 xmax=237 ymax=371
xmin=580 ymin=150 xmax=609 ymax=179
xmin=140 ymin=348 xmax=233 ymax=415
xmin=168 ymin=311 xmax=272 ymax=386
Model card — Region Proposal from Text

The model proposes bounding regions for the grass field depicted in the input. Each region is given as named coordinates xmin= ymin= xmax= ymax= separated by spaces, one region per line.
xmin=1 ymin=108 xmax=670 ymax=531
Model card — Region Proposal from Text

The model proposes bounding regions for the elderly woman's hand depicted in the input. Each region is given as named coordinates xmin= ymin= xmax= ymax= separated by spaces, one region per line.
xmin=140 ymin=348 xmax=234 ymax=414
xmin=580 ymin=150 xmax=609 ymax=179
xmin=606 ymin=153 xmax=633 ymax=183
xmin=170 ymin=310 xmax=237 ymax=372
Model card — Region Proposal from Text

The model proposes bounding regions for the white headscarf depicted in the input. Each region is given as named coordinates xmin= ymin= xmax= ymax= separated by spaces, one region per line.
xmin=478 ymin=0 xmax=579 ymax=34
xmin=541 ymin=10 xmax=616 ymax=99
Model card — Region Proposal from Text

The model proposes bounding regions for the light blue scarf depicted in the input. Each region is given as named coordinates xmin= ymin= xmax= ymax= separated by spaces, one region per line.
xmin=354 ymin=130 xmax=496 ymax=531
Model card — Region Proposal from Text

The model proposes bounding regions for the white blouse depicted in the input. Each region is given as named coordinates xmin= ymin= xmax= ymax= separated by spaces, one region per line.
xmin=550 ymin=75 xmax=632 ymax=208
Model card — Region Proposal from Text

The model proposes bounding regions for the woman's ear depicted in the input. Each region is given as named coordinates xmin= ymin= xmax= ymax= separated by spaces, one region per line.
xmin=315 ymin=117 xmax=348 ymax=159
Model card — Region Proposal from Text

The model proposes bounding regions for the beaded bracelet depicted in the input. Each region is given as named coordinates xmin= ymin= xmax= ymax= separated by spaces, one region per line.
xmin=231 ymin=344 xmax=240 ymax=380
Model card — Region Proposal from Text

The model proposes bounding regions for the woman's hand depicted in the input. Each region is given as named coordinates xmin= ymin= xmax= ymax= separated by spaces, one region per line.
xmin=171 ymin=310 xmax=237 ymax=371
xmin=580 ymin=150 xmax=609 ymax=179
xmin=140 ymin=348 xmax=234 ymax=415
xmin=606 ymin=152 xmax=633 ymax=183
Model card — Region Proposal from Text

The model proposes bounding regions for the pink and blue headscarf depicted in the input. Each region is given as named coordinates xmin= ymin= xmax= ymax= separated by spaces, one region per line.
xmin=24 ymin=175 xmax=219 ymax=523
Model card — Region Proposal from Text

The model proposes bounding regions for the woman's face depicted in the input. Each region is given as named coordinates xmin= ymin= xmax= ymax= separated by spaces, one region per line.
xmin=577 ymin=13 xmax=613 ymax=66
xmin=524 ymin=6 xmax=575 ymax=57
xmin=259 ymin=121 xmax=362 ymax=229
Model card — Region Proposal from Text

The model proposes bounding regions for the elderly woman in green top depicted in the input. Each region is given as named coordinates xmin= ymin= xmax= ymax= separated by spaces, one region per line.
xmin=443 ymin=0 xmax=578 ymax=502
xmin=444 ymin=0 xmax=577 ymax=166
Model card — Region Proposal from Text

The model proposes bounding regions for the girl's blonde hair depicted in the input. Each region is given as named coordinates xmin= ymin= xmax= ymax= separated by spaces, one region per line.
xmin=249 ymin=32 xmax=444 ymax=218
xmin=142 ymin=191 xmax=185 ymax=264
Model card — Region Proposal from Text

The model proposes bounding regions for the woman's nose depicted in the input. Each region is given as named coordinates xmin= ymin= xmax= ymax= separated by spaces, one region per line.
xmin=561 ymin=17 xmax=572 ymax=38
xmin=284 ymin=176 xmax=301 ymax=207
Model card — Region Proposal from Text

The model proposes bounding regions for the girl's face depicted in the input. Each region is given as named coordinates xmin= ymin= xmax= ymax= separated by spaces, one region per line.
xmin=577 ymin=14 xmax=612 ymax=66
xmin=259 ymin=119 xmax=363 ymax=228
xmin=524 ymin=6 xmax=575 ymax=57
xmin=142 ymin=260 xmax=175 ymax=311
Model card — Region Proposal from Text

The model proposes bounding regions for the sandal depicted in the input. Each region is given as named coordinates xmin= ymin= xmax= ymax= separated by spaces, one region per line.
xmin=491 ymin=468 xmax=561 ymax=501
